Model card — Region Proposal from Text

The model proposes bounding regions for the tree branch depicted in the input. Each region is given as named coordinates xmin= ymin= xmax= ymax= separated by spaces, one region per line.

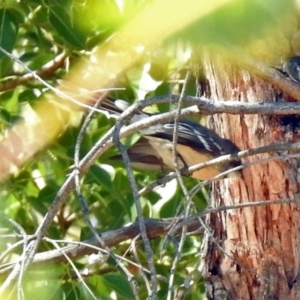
xmin=0 ymin=51 xmax=68 ymax=92
xmin=2 ymin=195 xmax=300 ymax=276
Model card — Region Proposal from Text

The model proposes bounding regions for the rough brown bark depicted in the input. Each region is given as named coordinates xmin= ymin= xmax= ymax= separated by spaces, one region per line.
xmin=200 ymin=54 xmax=300 ymax=299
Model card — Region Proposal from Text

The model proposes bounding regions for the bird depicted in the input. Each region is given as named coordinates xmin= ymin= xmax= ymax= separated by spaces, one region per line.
xmin=100 ymin=99 xmax=241 ymax=180
xmin=282 ymin=56 xmax=300 ymax=83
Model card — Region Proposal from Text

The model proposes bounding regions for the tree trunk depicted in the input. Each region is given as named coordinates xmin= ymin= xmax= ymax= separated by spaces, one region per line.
xmin=200 ymin=54 xmax=300 ymax=299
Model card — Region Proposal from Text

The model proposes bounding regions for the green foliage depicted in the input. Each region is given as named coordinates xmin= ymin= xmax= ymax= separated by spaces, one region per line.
xmin=174 ymin=0 xmax=289 ymax=45
xmin=0 ymin=8 xmax=19 ymax=60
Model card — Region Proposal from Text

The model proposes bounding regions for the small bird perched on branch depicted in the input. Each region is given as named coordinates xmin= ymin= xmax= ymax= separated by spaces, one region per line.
xmin=100 ymin=99 xmax=241 ymax=180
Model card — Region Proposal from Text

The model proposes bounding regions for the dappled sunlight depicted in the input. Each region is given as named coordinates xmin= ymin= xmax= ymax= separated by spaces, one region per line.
xmin=0 ymin=0 xmax=231 ymax=181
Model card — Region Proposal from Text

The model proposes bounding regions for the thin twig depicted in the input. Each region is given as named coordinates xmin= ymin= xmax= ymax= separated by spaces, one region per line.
xmin=113 ymin=112 xmax=156 ymax=299
xmin=138 ymin=142 xmax=300 ymax=196
xmin=0 ymin=217 xmax=27 ymax=298
xmin=131 ymin=235 xmax=149 ymax=298
xmin=167 ymin=71 xmax=191 ymax=300
xmin=47 ymin=239 xmax=97 ymax=300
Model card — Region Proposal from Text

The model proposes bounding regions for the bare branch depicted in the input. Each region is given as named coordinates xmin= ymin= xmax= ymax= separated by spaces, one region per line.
xmin=2 ymin=195 xmax=300 ymax=276
xmin=0 ymin=217 xmax=203 ymax=275
xmin=139 ymin=95 xmax=300 ymax=115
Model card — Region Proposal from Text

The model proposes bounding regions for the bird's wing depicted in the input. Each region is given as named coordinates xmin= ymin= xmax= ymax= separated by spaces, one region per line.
xmin=141 ymin=120 xmax=238 ymax=156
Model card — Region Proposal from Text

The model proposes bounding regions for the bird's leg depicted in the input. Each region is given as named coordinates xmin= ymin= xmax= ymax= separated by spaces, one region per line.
xmin=176 ymin=152 xmax=191 ymax=177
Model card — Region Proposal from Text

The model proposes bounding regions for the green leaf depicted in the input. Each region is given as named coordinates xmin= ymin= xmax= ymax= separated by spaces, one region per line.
xmin=103 ymin=274 xmax=134 ymax=299
xmin=18 ymin=89 xmax=37 ymax=103
xmin=0 ymin=8 xmax=19 ymax=60
xmin=48 ymin=3 xmax=86 ymax=48
xmin=0 ymin=108 xmax=13 ymax=123
xmin=37 ymin=185 xmax=59 ymax=205
xmin=89 ymin=165 xmax=113 ymax=189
